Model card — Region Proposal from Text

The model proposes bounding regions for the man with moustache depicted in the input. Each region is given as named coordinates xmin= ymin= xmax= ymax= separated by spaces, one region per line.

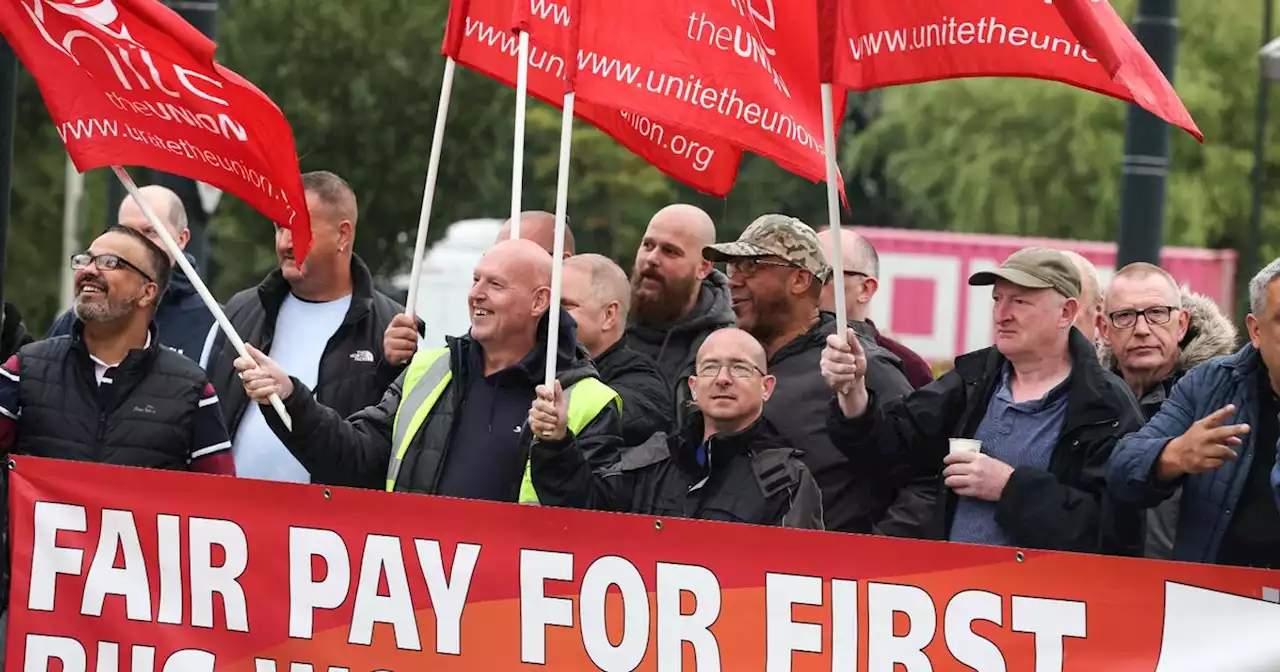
xmin=203 ymin=171 xmax=415 ymax=483
xmin=625 ymin=204 xmax=735 ymax=418
xmin=704 ymin=215 xmax=923 ymax=535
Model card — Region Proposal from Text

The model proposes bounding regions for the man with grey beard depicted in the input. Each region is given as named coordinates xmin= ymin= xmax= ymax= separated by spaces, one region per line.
xmin=625 ymin=204 xmax=735 ymax=420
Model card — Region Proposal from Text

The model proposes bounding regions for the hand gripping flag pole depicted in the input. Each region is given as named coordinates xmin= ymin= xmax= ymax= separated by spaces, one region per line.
xmin=112 ymin=165 xmax=293 ymax=432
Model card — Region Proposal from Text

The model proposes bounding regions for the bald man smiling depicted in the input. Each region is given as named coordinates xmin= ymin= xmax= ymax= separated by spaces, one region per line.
xmin=235 ymin=239 xmax=623 ymax=502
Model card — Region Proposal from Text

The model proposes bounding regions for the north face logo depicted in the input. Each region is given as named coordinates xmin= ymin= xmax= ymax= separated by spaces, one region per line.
xmin=349 ymin=350 xmax=374 ymax=363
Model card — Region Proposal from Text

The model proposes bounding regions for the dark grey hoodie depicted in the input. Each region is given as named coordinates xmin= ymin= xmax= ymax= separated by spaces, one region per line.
xmin=626 ymin=269 xmax=736 ymax=400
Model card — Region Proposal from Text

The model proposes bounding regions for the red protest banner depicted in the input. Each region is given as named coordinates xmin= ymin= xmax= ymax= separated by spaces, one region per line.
xmin=0 ymin=0 xmax=313 ymax=258
xmin=447 ymin=0 xmax=743 ymax=196
xmin=8 ymin=455 xmax=1280 ymax=671
xmin=519 ymin=0 xmax=841 ymax=185
xmin=834 ymin=0 xmax=1202 ymax=141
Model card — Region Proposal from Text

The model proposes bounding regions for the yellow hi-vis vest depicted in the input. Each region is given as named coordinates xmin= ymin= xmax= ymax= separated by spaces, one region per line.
xmin=386 ymin=347 xmax=620 ymax=503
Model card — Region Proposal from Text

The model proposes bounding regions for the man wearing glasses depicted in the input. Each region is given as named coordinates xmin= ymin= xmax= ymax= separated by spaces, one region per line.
xmin=1097 ymin=262 xmax=1238 ymax=559
xmin=702 ymin=215 xmax=919 ymax=536
xmin=0 ymin=225 xmax=233 ymax=475
xmin=527 ymin=327 xmax=822 ymax=528
xmin=1110 ymin=259 xmax=1280 ymax=569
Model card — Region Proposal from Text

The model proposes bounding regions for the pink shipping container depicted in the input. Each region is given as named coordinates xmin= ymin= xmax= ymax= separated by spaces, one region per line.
xmin=855 ymin=227 xmax=1238 ymax=363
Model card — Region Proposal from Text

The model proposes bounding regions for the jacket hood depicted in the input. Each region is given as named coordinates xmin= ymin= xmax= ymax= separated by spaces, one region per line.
xmin=1097 ymin=289 xmax=1238 ymax=375
xmin=166 ymin=253 xmax=199 ymax=302
xmin=628 ymin=269 xmax=735 ymax=342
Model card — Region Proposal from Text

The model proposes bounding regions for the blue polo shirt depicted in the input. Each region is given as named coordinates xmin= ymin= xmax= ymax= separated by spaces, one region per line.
xmin=950 ymin=364 xmax=1070 ymax=547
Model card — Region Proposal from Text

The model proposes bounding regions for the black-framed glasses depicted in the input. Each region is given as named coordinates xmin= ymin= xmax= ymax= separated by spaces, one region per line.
xmin=725 ymin=257 xmax=797 ymax=279
xmin=1108 ymin=305 xmax=1178 ymax=329
xmin=70 ymin=252 xmax=154 ymax=284
xmin=695 ymin=361 xmax=765 ymax=379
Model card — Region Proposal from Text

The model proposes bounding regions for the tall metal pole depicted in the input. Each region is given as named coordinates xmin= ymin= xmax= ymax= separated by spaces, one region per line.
xmin=153 ymin=0 xmax=219 ymax=275
xmin=0 ymin=40 xmax=18 ymax=324
xmin=1116 ymin=0 xmax=1179 ymax=267
xmin=1249 ymin=0 xmax=1276 ymax=284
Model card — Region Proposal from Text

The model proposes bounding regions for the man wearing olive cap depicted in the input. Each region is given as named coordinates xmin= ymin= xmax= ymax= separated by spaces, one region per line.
xmin=821 ymin=247 xmax=1145 ymax=555
xmin=701 ymin=214 xmax=925 ymax=536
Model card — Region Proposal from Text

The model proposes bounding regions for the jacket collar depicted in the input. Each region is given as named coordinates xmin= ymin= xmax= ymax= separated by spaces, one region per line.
xmin=70 ymin=319 xmax=161 ymax=372
xmin=255 ymin=254 xmax=377 ymax=329
xmin=956 ymin=327 xmax=1123 ymax=429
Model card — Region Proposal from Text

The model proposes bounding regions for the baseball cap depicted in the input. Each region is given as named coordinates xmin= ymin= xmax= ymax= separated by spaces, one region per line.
xmin=703 ymin=214 xmax=831 ymax=281
xmin=968 ymin=247 xmax=1082 ymax=299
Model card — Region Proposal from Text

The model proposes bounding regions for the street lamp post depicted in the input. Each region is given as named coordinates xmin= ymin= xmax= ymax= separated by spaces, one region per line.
xmin=1251 ymin=2 xmax=1278 ymax=289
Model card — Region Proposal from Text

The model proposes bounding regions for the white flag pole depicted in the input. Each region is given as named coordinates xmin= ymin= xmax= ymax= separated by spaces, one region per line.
xmin=510 ymin=31 xmax=531 ymax=239
xmin=61 ymin=153 xmax=85 ymax=307
xmin=821 ymin=83 xmax=848 ymax=331
xmin=544 ymin=91 xmax=575 ymax=390
xmin=110 ymin=165 xmax=293 ymax=432
xmin=404 ymin=57 xmax=457 ymax=321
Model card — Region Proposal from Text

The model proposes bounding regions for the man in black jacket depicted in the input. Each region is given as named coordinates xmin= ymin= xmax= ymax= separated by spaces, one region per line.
xmin=234 ymin=239 xmax=623 ymax=502
xmin=529 ymin=327 xmax=822 ymax=528
xmin=48 ymin=185 xmax=214 ymax=360
xmin=821 ymin=247 xmax=1145 ymax=555
xmin=626 ymin=205 xmax=736 ymax=403
xmin=703 ymin=214 xmax=926 ymax=536
xmin=203 ymin=171 xmax=415 ymax=483
xmin=561 ymin=253 xmax=672 ymax=445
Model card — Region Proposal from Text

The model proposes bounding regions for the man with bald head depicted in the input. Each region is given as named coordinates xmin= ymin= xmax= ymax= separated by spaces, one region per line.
xmin=48 ymin=184 xmax=214 ymax=361
xmin=562 ymin=254 xmax=673 ymax=445
xmin=529 ymin=327 xmax=823 ymax=528
xmin=1062 ymin=250 xmax=1104 ymax=340
xmin=207 ymin=170 xmax=415 ymax=483
xmin=626 ymin=204 xmax=735 ymax=400
xmin=818 ymin=226 xmax=934 ymax=389
xmin=236 ymin=238 xmax=623 ymax=502
xmin=495 ymin=210 xmax=575 ymax=258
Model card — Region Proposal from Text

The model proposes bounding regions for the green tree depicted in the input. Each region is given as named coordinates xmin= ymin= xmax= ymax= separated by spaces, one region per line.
xmin=848 ymin=0 xmax=1272 ymax=269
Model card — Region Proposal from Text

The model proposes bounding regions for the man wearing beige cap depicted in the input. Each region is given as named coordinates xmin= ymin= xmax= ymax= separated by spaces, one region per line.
xmin=821 ymin=247 xmax=1145 ymax=555
xmin=704 ymin=214 xmax=926 ymax=536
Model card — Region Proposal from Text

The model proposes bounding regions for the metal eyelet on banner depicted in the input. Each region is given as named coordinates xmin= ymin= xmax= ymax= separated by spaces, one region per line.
xmin=654 ymin=519 xmax=663 ymax=530
xmin=1016 ymin=551 xmax=1025 ymax=563
xmin=323 ymin=488 xmax=332 ymax=500
xmin=6 ymin=459 xmax=13 ymax=470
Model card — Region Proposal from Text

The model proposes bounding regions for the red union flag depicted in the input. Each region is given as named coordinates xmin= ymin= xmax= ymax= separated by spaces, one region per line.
xmin=518 ymin=0 xmax=839 ymax=184
xmin=834 ymin=0 xmax=1202 ymax=141
xmin=448 ymin=0 xmax=743 ymax=196
xmin=0 ymin=0 xmax=314 ymax=257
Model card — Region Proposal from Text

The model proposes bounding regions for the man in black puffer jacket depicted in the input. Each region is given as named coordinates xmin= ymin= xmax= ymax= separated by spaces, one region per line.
xmin=0 ymin=227 xmax=233 ymax=617
xmin=203 ymin=171 xmax=417 ymax=483
xmin=530 ymin=328 xmax=822 ymax=528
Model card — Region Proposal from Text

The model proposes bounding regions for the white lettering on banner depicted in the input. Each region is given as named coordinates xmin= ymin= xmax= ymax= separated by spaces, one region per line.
xmin=520 ymin=549 xmax=576 ymax=664
xmin=21 ymin=0 xmax=250 ymax=143
xmin=28 ymin=502 xmax=249 ymax=629
xmin=23 ymin=635 xmax=216 ymax=672
xmin=944 ymin=590 xmax=1006 ymax=672
xmin=253 ymin=663 xmax=354 ymax=672
xmin=765 ymin=573 xmax=824 ymax=670
xmin=288 ymin=528 xmax=480 ymax=654
xmin=415 ymin=540 xmax=481 ymax=656
xmin=580 ymin=556 xmax=650 ymax=671
xmin=1011 ymin=596 xmax=1086 ymax=672
xmin=350 ymin=535 xmax=422 ymax=651
xmin=656 ymin=562 xmax=722 ymax=672
xmin=190 ymin=517 xmax=250 ymax=632
xmin=868 ymin=583 xmax=935 ymax=672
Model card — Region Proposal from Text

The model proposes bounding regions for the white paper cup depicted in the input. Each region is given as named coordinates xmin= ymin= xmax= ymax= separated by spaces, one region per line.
xmin=949 ymin=438 xmax=982 ymax=455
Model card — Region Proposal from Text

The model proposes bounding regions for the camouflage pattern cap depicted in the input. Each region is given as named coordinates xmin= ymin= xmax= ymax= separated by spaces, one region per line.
xmin=703 ymin=214 xmax=831 ymax=281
